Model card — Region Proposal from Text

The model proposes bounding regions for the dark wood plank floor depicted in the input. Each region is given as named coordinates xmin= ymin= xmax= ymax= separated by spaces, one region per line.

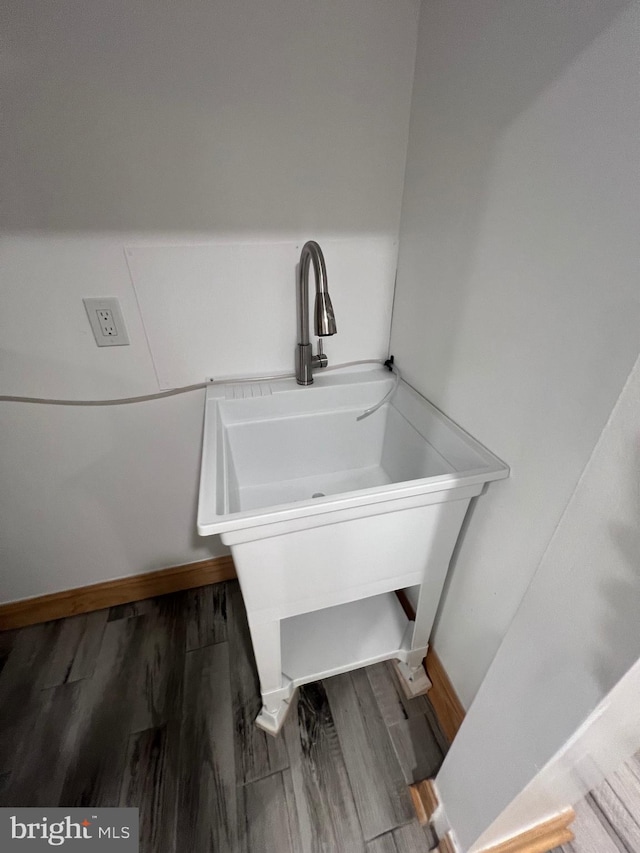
xmin=0 ymin=581 xmax=444 ymax=853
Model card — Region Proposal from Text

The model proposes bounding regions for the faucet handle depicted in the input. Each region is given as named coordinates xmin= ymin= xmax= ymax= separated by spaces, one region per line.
xmin=313 ymin=338 xmax=328 ymax=370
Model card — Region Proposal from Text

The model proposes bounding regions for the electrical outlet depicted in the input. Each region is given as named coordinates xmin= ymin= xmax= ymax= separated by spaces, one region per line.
xmin=83 ymin=297 xmax=130 ymax=347
xmin=96 ymin=308 xmax=117 ymax=337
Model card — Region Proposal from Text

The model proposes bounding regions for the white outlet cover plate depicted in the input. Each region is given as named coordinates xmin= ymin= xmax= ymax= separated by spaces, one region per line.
xmin=83 ymin=297 xmax=130 ymax=347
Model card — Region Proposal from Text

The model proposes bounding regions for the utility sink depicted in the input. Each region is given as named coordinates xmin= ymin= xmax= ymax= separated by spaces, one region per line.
xmin=197 ymin=366 xmax=508 ymax=733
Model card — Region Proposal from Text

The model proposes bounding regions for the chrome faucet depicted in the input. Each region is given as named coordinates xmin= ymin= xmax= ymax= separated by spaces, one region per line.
xmin=295 ymin=240 xmax=336 ymax=385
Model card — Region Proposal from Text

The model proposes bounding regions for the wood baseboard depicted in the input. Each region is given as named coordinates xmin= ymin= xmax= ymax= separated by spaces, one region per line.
xmin=409 ymin=778 xmax=440 ymax=826
xmin=436 ymin=833 xmax=457 ymax=853
xmin=396 ymin=589 xmax=466 ymax=743
xmin=423 ymin=801 xmax=574 ymax=853
xmin=0 ymin=556 xmax=236 ymax=631
xmin=476 ymin=809 xmax=575 ymax=853
xmin=425 ymin=647 xmax=466 ymax=743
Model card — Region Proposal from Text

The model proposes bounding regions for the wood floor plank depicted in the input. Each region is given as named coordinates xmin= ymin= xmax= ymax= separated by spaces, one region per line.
xmin=241 ymin=771 xmax=300 ymax=853
xmin=366 ymin=662 xmax=449 ymax=756
xmin=0 ymin=650 xmax=10 ymax=680
xmin=0 ymin=620 xmax=61 ymax=773
xmin=560 ymin=750 xmax=640 ymax=853
xmin=419 ymin=698 xmax=450 ymax=759
xmin=1 ymin=680 xmax=84 ymax=806
xmin=108 ymin=599 xmax=155 ymax=621
xmin=186 ymin=582 xmax=227 ymax=650
xmin=38 ymin=610 xmax=109 ymax=688
xmin=388 ymin=714 xmax=444 ymax=785
xmin=581 ymin=792 xmax=628 ymax=853
xmin=592 ymin=778 xmax=640 ymax=851
xmin=68 ymin=609 xmax=109 ymax=682
xmin=348 ymin=667 xmax=416 ymax=830
xmin=177 ymin=642 xmax=237 ymax=852
xmin=58 ymin=615 xmax=147 ymax=807
xmin=281 ymin=767 xmax=305 ymax=852
xmin=0 ymin=630 xmax=15 ymax=651
xmin=366 ymin=662 xmax=430 ymax=724
xmin=392 ymin=819 xmax=436 ymax=852
xmin=325 ymin=669 xmax=415 ymax=841
xmin=563 ymin=797 xmax=622 ymax=853
xmin=283 ymin=683 xmax=366 ymax=853
xmin=120 ymin=723 xmax=180 ymax=853
xmin=0 ymin=630 xmax=15 ymax=678
xmin=366 ymin=662 xmax=412 ymax=728
xmin=607 ymin=764 xmax=640 ymax=828
xmin=226 ymin=581 xmax=288 ymax=784
xmin=39 ymin=614 xmax=89 ymax=688
xmin=367 ymin=833 xmax=398 ymax=853
xmin=128 ymin=595 xmax=188 ymax=734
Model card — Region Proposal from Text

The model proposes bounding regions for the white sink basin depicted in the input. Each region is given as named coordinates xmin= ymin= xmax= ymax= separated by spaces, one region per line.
xmin=198 ymin=367 xmax=507 ymax=540
xmin=197 ymin=366 xmax=508 ymax=733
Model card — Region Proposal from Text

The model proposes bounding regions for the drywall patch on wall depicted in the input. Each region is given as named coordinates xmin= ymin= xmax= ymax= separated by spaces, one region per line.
xmin=125 ymin=237 xmax=397 ymax=388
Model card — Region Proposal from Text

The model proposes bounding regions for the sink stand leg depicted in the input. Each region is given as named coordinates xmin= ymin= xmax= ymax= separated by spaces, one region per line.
xmin=255 ymin=685 xmax=296 ymax=736
xmin=394 ymin=650 xmax=432 ymax=699
xmin=247 ymin=615 xmax=294 ymax=736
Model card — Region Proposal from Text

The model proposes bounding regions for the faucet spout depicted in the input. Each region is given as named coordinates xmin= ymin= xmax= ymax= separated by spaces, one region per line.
xmin=296 ymin=241 xmax=336 ymax=385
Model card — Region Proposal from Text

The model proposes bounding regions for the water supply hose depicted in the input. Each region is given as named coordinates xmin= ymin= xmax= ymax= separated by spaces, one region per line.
xmin=0 ymin=358 xmax=391 ymax=407
xmin=356 ymin=356 xmax=400 ymax=421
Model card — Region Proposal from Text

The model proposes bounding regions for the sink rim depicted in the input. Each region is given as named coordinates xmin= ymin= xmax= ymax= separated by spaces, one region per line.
xmin=197 ymin=367 xmax=509 ymax=537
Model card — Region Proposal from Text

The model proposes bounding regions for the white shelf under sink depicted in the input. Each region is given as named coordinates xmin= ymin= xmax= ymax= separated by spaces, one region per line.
xmin=280 ymin=591 xmax=411 ymax=687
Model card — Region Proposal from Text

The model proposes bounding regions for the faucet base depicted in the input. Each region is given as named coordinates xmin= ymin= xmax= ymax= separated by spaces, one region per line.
xmin=295 ymin=343 xmax=314 ymax=385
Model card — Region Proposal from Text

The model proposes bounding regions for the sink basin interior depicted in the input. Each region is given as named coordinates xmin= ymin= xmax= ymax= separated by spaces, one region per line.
xmin=196 ymin=367 xmax=508 ymax=538
xmin=224 ymin=403 xmax=454 ymax=513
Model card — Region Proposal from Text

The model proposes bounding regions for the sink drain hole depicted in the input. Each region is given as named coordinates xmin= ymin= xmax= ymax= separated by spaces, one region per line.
xmin=312 ymin=492 xmax=325 ymax=498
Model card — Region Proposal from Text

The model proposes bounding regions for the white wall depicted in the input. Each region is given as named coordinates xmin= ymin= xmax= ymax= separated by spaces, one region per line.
xmin=0 ymin=0 xmax=419 ymax=603
xmin=436 ymin=350 xmax=640 ymax=851
xmin=1 ymin=0 xmax=418 ymax=234
xmin=391 ymin=0 xmax=640 ymax=706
